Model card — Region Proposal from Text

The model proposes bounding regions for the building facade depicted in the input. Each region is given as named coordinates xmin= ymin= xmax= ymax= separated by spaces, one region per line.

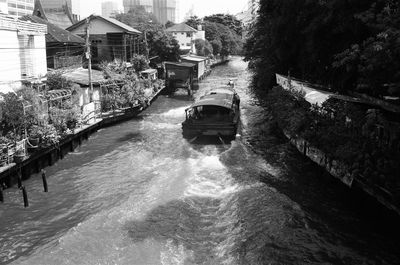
xmin=165 ymin=23 xmax=196 ymax=53
xmin=0 ymin=0 xmax=35 ymax=17
xmin=0 ymin=14 xmax=47 ymax=93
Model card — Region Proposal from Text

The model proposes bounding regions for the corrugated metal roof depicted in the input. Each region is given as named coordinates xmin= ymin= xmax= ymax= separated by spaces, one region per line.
xmin=62 ymin=68 xmax=111 ymax=86
xmin=165 ymin=23 xmax=197 ymax=33
xmin=181 ymin=55 xmax=207 ymax=62
xmin=165 ymin=62 xmax=196 ymax=68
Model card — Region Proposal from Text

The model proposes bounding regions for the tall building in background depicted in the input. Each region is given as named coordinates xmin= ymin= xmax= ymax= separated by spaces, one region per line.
xmin=123 ymin=0 xmax=152 ymax=13
xmin=153 ymin=0 xmax=176 ymax=24
xmin=123 ymin=0 xmax=177 ymax=24
xmin=102 ymin=0 xmax=123 ymax=18
xmin=39 ymin=0 xmax=101 ymax=21
xmin=0 ymin=0 xmax=35 ymax=17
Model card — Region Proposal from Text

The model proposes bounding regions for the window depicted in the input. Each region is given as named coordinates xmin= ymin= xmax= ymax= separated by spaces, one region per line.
xmin=186 ymin=33 xmax=192 ymax=38
xmin=186 ymin=43 xmax=191 ymax=46
xmin=8 ymin=3 xmax=16 ymax=7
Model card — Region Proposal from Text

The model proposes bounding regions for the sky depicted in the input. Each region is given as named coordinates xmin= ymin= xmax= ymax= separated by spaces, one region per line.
xmin=178 ymin=0 xmax=249 ymax=22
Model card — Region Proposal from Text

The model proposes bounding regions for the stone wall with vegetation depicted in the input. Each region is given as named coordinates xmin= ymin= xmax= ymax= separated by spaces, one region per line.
xmin=266 ymin=86 xmax=400 ymax=208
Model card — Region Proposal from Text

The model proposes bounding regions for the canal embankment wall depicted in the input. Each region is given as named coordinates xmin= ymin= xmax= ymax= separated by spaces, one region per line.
xmin=265 ymin=79 xmax=400 ymax=216
xmin=0 ymin=86 xmax=165 ymax=190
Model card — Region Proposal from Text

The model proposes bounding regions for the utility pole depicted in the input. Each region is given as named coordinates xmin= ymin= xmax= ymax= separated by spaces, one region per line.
xmin=144 ymin=30 xmax=149 ymax=62
xmin=85 ymin=17 xmax=93 ymax=94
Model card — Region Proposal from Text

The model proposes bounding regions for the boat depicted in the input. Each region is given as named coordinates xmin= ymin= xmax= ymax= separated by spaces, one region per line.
xmin=182 ymin=87 xmax=240 ymax=139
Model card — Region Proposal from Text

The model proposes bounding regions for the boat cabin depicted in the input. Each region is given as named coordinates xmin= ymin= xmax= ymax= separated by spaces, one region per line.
xmin=182 ymin=87 xmax=240 ymax=139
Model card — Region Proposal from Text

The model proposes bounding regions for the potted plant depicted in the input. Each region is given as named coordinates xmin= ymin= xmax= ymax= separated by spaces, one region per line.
xmin=13 ymin=147 xmax=25 ymax=163
xmin=0 ymin=136 xmax=11 ymax=167
xmin=28 ymin=124 xmax=43 ymax=147
xmin=40 ymin=123 xmax=61 ymax=147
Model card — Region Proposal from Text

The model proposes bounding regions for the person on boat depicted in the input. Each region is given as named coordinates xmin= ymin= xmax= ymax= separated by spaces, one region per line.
xmin=227 ymin=79 xmax=235 ymax=88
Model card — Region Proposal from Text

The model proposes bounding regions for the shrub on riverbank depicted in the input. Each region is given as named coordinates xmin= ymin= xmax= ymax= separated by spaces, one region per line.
xmin=266 ymin=86 xmax=400 ymax=196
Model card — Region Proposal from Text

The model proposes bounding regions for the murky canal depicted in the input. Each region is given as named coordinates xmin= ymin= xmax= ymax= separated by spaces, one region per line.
xmin=1 ymin=57 xmax=400 ymax=264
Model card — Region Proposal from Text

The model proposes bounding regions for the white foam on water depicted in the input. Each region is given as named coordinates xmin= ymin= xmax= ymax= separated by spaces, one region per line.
xmin=183 ymin=155 xmax=240 ymax=199
xmin=160 ymin=106 xmax=190 ymax=118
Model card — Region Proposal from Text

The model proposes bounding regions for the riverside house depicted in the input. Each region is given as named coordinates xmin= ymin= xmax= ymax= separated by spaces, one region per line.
xmin=66 ymin=15 xmax=142 ymax=65
xmin=165 ymin=23 xmax=197 ymax=54
xmin=0 ymin=14 xmax=47 ymax=94
xmin=20 ymin=15 xmax=85 ymax=70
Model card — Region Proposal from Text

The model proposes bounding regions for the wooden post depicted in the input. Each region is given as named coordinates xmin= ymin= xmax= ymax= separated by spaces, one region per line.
xmin=85 ymin=17 xmax=93 ymax=96
xmin=17 ymin=168 xmax=22 ymax=189
xmin=21 ymin=186 xmax=29 ymax=207
xmin=0 ymin=185 xmax=4 ymax=203
xmin=42 ymin=170 xmax=48 ymax=192
xmin=48 ymin=152 xmax=53 ymax=166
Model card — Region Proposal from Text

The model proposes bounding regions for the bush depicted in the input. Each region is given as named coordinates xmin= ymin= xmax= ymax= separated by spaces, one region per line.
xmin=41 ymin=123 xmax=60 ymax=146
xmin=131 ymin=54 xmax=149 ymax=73
xmin=46 ymin=70 xmax=73 ymax=90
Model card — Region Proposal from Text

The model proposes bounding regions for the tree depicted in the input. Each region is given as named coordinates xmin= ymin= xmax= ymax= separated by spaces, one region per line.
xmin=204 ymin=13 xmax=243 ymax=36
xmin=114 ymin=7 xmax=180 ymax=62
xmin=165 ymin=20 xmax=175 ymax=28
xmin=244 ymin=0 xmax=375 ymax=93
xmin=203 ymin=21 xmax=242 ymax=57
xmin=185 ymin=16 xmax=202 ymax=29
xmin=194 ymin=39 xmax=213 ymax=56
xmin=333 ymin=0 xmax=400 ymax=96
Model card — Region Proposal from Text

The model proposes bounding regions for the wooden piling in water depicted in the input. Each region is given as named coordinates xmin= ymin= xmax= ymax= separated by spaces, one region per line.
xmin=41 ymin=170 xmax=48 ymax=192
xmin=17 ymin=168 xmax=22 ymax=189
xmin=0 ymin=186 xmax=4 ymax=202
xmin=21 ymin=186 xmax=29 ymax=207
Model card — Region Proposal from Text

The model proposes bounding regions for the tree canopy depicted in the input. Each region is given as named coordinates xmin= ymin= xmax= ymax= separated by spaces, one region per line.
xmin=185 ymin=15 xmax=243 ymax=57
xmin=204 ymin=14 xmax=243 ymax=36
xmin=244 ymin=0 xmax=400 ymax=97
xmin=114 ymin=7 xmax=180 ymax=62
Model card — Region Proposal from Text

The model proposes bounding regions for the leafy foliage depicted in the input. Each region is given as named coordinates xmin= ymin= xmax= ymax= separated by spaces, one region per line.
xmin=204 ymin=14 xmax=243 ymax=36
xmin=194 ymin=39 xmax=213 ymax=56
xmin=185 ymin=16 xmax=202 ymax=29
xmin=115 ymin=7 xmax=180 ymax=62
xmin=203 ymin=21 xmax=242 ymax=56
xmin=0 ymin=92 xmax=35 ymax=137
xmin=46 ymin=70 xmax=73 ymax=91
xmin=244 ymin=0 xmax=400 ymax=97
xmin=184 ymin=15 xmax=243 ymax=57
xmin=267 ymin=86 xmax=400 ymax=193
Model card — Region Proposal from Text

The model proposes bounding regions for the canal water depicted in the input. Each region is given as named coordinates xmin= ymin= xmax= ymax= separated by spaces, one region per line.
xmin=1 ymin=57 xmax=399 ymax=264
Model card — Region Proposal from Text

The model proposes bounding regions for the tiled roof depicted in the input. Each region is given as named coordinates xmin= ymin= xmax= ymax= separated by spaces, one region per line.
xmin=20 ymin=15 xmax=84 ymax=44
xmin=67 ymin=15 xmax=141 ymax=34
xmin=165 ymin=23 xmax=197 ymax=33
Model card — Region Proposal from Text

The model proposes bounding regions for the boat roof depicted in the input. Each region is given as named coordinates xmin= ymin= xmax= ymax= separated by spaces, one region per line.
xmin=191 ymin=92 xmax=235 ymax=109
xmin=140 ymin=68 xmax=157 ymax=74
xmin=205 ymin=87 xmax=236 ymax=95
